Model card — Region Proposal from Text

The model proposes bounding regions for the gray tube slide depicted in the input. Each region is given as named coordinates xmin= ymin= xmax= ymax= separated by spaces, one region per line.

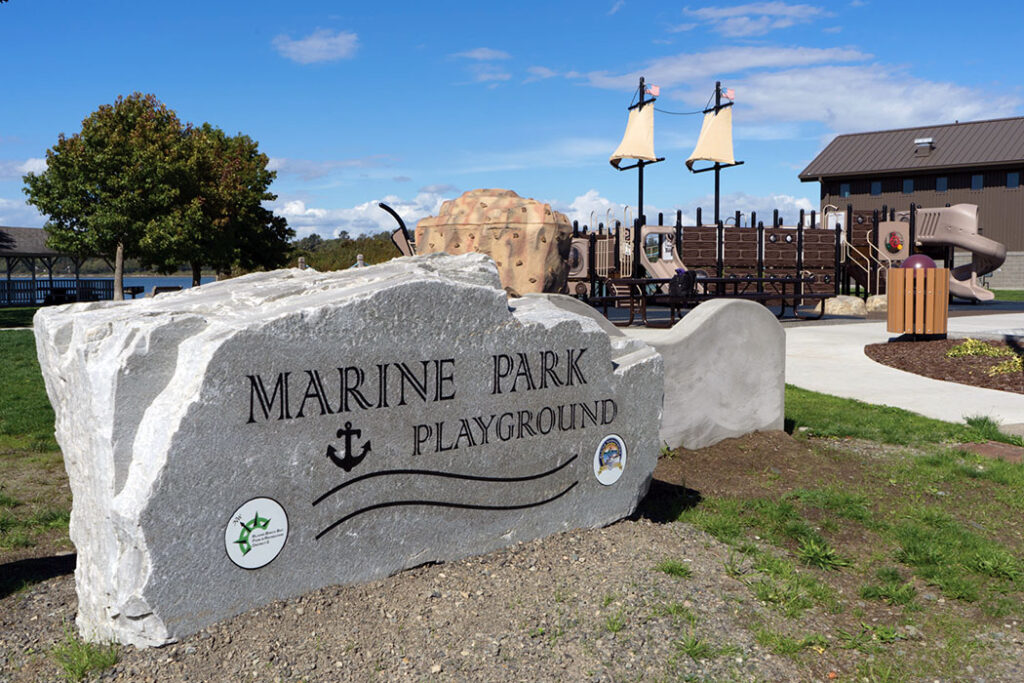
xmin=914 ymin=204 xmax=1007 ymax=302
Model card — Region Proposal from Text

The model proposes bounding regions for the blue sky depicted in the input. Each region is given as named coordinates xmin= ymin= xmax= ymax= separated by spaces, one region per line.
xmin=1 ymin=1 xmax=1021 ymax=238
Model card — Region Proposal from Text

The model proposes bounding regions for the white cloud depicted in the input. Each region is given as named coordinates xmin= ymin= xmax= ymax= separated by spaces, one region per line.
xmin=667 ymin=23 xmax=697 ymax=33
xmin=734 ymin=123 xmax=803 ymax=141
xmin=470 ymin=65 xmax=512 ymax=83
xmin=274 ymin=187 xmax=818 ymax=243
xmin=547 ymin=189 xmax=815 ymax=230
xmin=573 ymin=45 xmax=1020 ymax=140
xmin=268 ymin=155 xmax=391 ymax=180
xmin=457 ymin=137 xmax=615 ymax=174
xmin=686 ymin=2 xmax=827 ymax=37
xmin=273 ymin=192 xmax=450 ymax=239
xmin=733 ymin=65 xmax=1021 ymax=133
xmin=0 ymin=197 xmax=46 ymax=227
xmin=453 ymin=47 xmax=511 ymax=61
xmin=452 ymin=47 xmax=512 ymax=84
xmin=555 ymin=190 xmax=625 ymax=228
xmin=0 ymin=158 xmax=47 ymax=180
xmin=272 ymin=29 xmax=358 ymax=64
xmin=574 ymin=46 xmax=869 ymax=91
xmin=608 ymin=1 xmax=625 ymax=15
xmin=418 ymin=183 xmax=459 ymax=194
xmin=677 ymin=191 xmax=814 ymax=227
xmin=524 ymin=66 xmax=559 ymax=83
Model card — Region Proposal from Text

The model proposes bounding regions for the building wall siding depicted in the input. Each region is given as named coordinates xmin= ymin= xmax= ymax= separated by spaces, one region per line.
xmin=820 ymin=167 xmax=1024 ymax=252
xmin=952 ymin=250 xmax=1024 ymax=290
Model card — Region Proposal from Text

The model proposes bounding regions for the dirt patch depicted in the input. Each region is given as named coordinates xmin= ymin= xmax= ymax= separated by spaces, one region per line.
xmin=955 ymin=440 xmax=1024 ymax=464
xmin=3 ymin=432 xmax=1024 ymax=682
xmin=865 ymin=338 xmax=1024 ymax=394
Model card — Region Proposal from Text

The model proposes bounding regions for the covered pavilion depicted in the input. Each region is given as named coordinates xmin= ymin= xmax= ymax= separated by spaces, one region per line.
xmin=0 ymin=226 xmax=108 ymax=306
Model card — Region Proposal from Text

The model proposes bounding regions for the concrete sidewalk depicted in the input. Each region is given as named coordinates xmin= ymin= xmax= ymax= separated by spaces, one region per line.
xmin=785 ymin=313 xmax=1024 ymax=433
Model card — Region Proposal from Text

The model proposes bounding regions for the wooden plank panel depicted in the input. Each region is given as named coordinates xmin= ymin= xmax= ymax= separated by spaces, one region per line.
xmin=921 ymin=270 xmax=929 ymax=333
xmin=888 ymin=268 xmax=903 ymax=332
xmin=936 ymin=269 xmax=949 ymax=333
xmin=925 ymin=268 xmax=936 ymax=334
xmin=904 ymin=268 xmax=914 ymax=333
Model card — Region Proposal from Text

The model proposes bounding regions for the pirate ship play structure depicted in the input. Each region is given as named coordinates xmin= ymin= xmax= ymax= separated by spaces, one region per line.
xmin=564 ymin=78 xmax=1007 ymax=319
xmin=382 ymin=77 xmax=1006 ymax=320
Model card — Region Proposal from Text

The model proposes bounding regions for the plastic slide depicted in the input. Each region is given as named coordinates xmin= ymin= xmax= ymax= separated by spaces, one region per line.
xmin=638 ymin=226 xmax=687 ymax=279
xmin=914 ymin=204 xmax=1007 ymax=302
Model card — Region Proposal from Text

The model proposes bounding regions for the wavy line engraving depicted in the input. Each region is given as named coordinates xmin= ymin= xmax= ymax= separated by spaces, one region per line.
xmin=315 ymin=481 xmax=579 ymax=541
xmin=312 ymin=453 xmax=579 ymax=507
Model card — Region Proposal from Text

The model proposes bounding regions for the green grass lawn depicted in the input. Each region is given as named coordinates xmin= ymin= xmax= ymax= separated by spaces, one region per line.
xmin=0 ymin=307 xmax=40 ymax=329
xmin=0 ymin=330 xmax=56 ymax=451
xmin=785 ymin=384 xmax=1022 ymax=446
xmin=992 ymin=289 xmax=1024 ymax=302
xmin=671 ymin=390 xmax=1024 ymax=681
xmin=0 ymin=329 xmax=69 ymax=565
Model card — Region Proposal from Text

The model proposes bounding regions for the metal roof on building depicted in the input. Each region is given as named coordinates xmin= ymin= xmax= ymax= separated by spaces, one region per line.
xmin=799 ymin=117 xmax=1024 ymax=181
xmin=0 ymin=226 xmax=59 ymax=257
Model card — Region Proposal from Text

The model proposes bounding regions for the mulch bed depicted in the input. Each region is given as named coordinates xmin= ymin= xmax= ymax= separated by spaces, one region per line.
xmin=864 ymin=338 xmax=1024 ymax=394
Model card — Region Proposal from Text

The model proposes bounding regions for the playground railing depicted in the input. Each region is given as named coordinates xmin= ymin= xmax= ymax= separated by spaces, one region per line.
xmin=844 ymin=239 xmax=888 ymax=296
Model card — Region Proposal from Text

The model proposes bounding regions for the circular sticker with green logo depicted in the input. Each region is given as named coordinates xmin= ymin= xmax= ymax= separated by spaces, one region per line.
xmin=224 ymin=497 xmax=288 ymax=570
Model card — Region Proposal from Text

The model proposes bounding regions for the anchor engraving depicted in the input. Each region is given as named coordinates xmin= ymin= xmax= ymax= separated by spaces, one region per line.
xmin=326 ymin=421 xmax=371 ymax=472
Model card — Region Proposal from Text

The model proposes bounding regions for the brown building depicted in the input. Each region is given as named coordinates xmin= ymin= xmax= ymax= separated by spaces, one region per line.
xmin=799 ymin=117 xmax=1024 ymax=288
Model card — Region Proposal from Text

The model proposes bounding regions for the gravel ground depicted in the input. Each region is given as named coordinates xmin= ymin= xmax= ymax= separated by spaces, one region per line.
xmin=6 ymin=433 xmax=1024 ymax=682
xmin=2 ymin=518 xmax=810 ymax=682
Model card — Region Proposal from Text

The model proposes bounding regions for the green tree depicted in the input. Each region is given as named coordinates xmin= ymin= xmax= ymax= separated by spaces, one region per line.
xmin=293 ymin=231 xmax=399 ymax=271
xmin=141 ymin=124 xmax=292 ymax=285
xmin=23 ymin=93 xmax=185 ymax=299
xmin=293 ymin=234 xmax=324 ymax=252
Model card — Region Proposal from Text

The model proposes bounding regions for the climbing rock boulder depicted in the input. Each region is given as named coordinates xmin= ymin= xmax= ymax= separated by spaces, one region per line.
xmin=415 ymin=189 xmax=572 ymax=294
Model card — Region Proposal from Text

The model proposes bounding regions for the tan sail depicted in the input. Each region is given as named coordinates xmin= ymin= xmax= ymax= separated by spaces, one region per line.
xmin=610 ymin=103 xmax=657 ymax=169
xmin=686 ymin=106 xmax=735 ymax=170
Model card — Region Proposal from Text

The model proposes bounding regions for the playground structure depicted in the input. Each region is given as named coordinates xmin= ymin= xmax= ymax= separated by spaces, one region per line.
xmin=567 ymin=206 xmax=840 ymax=322
xmin=836 ymin=202 xmax=1006 ymax=302
xmin=567 ymin=201 xmax=1006 ymax=323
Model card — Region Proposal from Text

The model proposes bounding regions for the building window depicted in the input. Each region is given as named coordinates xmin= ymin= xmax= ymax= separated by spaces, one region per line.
xmin=903 ymin=179 xmax=914 ymax=194
xmin=840 ymin=182 xmax=850 ymax=198
xmin=870 ymin=181 xmax=881 ymax=196
xmin=971 ymin=174 xmax=984 ymax=191
xmin=1009 ymin=172 xmax=1020 ymax=189
xmin=936 ymin=176 xmax=948 ymax=192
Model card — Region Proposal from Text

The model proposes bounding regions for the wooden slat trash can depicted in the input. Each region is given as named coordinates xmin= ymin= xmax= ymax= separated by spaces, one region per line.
xmin=887 ymin=267 xmax=949 ymax=335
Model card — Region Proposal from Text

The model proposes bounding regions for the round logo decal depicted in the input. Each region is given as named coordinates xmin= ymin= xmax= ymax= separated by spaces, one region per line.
xmin=593 ymin=434 xmax=627 ymax=486
xmin=224 ymin=497 xmax=288 ymax=570
xmin=885 ymin=231 xmax=904 ymax=254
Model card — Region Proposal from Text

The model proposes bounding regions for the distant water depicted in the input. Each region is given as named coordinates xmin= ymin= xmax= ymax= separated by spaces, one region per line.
xmin=121 ymin=275 xmax=216 ymax=291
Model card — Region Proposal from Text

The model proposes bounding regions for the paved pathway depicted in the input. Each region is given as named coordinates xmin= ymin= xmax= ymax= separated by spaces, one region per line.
xmin=785 ymin=313 xmax=1024 ymax=433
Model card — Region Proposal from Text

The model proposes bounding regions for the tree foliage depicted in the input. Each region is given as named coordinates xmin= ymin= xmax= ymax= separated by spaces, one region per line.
xmin=140 ymin=123 xmax=292 ymax=284
xmin=23 ymin=93 xmax=184 ymax=296
xmin=23 ymin=92 xmax=292 ymax=293
xmin=290 ymin=231 xmax=400 ymax=271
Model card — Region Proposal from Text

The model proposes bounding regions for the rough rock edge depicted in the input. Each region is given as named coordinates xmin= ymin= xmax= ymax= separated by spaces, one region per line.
xmin=34 ymin=254 xmax=662 ymax=647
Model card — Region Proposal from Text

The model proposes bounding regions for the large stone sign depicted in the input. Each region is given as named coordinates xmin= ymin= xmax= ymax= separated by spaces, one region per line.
xmin=34 ymin=253 xmax=661 ymax=647
xmin=415 ymin=189 xmax=572 ymax=295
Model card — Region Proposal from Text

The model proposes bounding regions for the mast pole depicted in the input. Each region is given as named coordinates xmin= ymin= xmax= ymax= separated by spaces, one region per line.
xmin=637 ymin=77 xmax=646 ymax=224
xmin=635 ymin=77 xmax=646 ymax=278
xmin=714 ymin=80 xmax=721 ymax=226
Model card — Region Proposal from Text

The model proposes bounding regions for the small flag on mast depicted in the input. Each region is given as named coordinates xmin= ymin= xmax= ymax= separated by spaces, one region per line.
xmin=645 ymin=84 xmax=660 ymax=97
xmin=723 ymin=87 xmax=735 ymax=100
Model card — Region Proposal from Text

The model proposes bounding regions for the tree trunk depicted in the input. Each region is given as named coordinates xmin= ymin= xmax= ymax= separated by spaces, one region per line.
xmin=191 ymin=262 xmax=202 ymax=287
xmin=113 ymin=242 xmax=124 ymax=301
